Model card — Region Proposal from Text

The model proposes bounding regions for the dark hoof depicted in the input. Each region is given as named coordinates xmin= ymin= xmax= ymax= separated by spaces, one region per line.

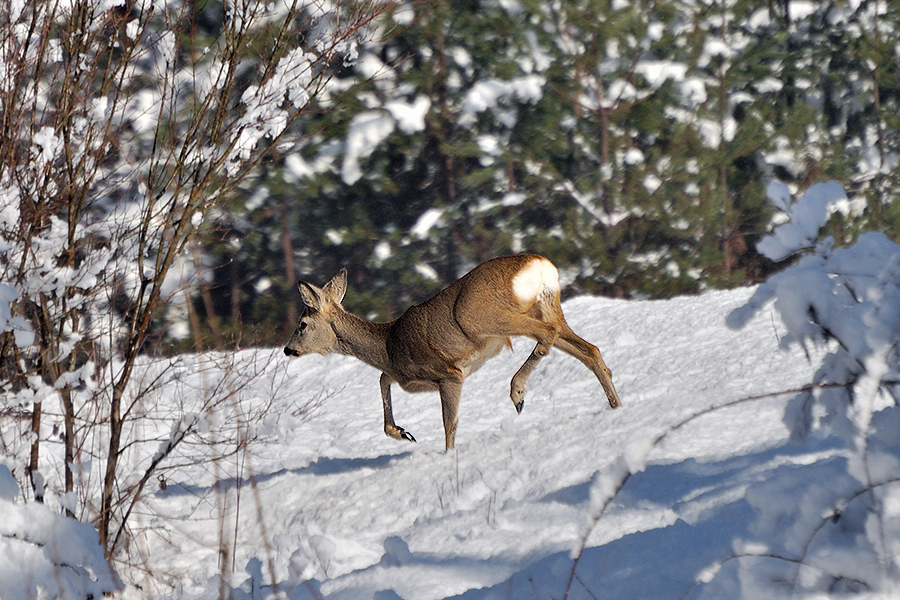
xmin=399 ymin=428 xmax=417 ymax=443
xmin=514 ymin=400 xmax=524 ymax=414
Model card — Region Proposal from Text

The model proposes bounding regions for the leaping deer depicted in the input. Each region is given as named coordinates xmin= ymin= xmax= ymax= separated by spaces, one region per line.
xmin=283 ymin=254 xmax=622 ymax=450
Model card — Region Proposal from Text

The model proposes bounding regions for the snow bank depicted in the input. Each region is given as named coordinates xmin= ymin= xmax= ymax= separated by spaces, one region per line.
xmin=0 ymin=494 xmax=120 ymax=599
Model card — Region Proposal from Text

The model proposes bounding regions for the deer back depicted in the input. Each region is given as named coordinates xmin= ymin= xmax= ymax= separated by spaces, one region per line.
xmin=384 ymin=255 xmax=560 ymax=381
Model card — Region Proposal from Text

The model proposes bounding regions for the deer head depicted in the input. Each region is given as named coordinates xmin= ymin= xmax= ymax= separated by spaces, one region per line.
xmin=283 ymin=269 xmax=348 ymax=357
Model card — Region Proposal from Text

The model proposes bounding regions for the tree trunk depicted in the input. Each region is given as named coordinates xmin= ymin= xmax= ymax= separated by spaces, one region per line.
xmin=28 ymin=399 xmax=43 ymax=503
xmin=61 ymin=386 xmax=75 ymax=518
xmin=282 ymin=203 xmax=297 ymax=330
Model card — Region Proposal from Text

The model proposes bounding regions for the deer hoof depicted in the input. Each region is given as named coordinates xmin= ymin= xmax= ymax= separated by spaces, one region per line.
xmin=511 ymin=385 xmax=525 ymax=413
xmin=386 ymin=424 xmax=416 ymax=442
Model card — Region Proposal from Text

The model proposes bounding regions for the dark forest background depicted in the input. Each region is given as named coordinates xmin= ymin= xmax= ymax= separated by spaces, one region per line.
xmin=190 ymin=0 xmax=899 ymax=349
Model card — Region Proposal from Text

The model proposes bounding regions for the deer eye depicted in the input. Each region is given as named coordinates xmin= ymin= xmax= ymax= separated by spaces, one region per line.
xmin=299 ymin=321 xmax=308 ymax=333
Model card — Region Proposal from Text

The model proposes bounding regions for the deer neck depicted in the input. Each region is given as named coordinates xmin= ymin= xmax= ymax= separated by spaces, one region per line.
xmin=332 ymin=311 xmax=393 ymax=372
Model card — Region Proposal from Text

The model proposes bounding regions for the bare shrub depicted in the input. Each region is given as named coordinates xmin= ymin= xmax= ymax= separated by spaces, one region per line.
xmin=0 ymin=0 xmax=390 ymax=590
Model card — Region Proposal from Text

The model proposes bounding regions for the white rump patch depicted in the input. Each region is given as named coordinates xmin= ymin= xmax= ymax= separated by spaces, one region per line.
xmin=512 ymin=258 xmax=560 ymax=304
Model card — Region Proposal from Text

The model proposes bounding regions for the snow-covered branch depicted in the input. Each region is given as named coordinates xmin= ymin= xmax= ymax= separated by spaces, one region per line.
xmin=0 ymin=0 xmax=392 ymax=583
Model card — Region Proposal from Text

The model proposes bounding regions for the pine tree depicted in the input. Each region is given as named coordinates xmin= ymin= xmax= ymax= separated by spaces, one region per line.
xmin=196 ymin=0 xmax=900 ymax=344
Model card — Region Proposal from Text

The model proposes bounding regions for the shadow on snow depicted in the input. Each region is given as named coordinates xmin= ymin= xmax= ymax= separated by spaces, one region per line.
xmin=215 ymin=433 xmax=850 ymax=600
xmin=155 ymin=451 xmax=415 ymax=499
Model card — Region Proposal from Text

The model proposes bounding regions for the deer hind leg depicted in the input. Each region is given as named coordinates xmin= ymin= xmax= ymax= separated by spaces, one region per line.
xmin=380 ymin=373 xmax=416 ymax=443
xmin=554 ymin=322 xmax=622 ymax=409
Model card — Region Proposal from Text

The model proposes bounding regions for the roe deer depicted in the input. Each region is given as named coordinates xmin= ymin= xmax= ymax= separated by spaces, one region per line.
xmin=283 ymin=254 xmax=621 ymax=450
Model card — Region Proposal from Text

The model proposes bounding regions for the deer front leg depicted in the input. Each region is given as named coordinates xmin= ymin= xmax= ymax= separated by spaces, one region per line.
xmin=510 ymin=342 xmax=551 ymax=414
xmin=438 ymin=376 xmax=464 ymax=451
xmin=380 ymin=373 xmax=416 ymax=443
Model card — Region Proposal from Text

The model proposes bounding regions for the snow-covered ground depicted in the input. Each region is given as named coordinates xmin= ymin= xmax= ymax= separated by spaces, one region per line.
xmin=3 ymin=278 xmax=899 ymax=599
xmin=103 ymin=283 xmax=894 ymax=600
xmin=8 ymin=176 xmax=900 ymax=598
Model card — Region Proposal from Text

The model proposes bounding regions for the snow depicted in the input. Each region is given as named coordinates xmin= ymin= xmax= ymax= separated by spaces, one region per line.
xmin=501 ymin=192 xmax=525 ymax=207
xmin=31 ymin=126 xmax=62 ymax=165
xmin=3 ymin=280 xmax=898 ymax=598
xmin=788 ymin=1 xmax=818 ymax=22
xmin=228 ymin=48 xmax=316 ymax=175
xmin=0 ymin=497 xmax=120 ymax=600
xmin=410 ymin=207 xmax=444 ymax=239
xmin=341 ymin=111 xmax=396 ymax=184
xmin=374 ymin=240 xmax=392 ymax=262
xmin=601 ymin=79 xmax=638 ymax=108
xmin=755 ymin=77 xmax=784 ymax=94
xmin=643 ymin=174 xmax=662 ymax=193
xmin=391 ymin=4 xmax=415 ymax=27
xmin=2 ymin=183 xmax=898 ymax=600
xmin=460 ymin=75 xmax=545 ymax=121
xmin=634 ymin=60 xmax=687 ymax=89
xmin=385 ymin=96 xmax=431 ymax=134
xmin=622 ymin=147 xmax=644 ymax=165
xmin=0 ymin=465 xmax=17 ymax=500
xmin=414 ymin=262 xmax=439 ymax=280
xmin=0 ymin=282 xmax=33 ymax=347
xmin=757 ymin=181 xmax=851 ymax=261
xmin=680 ymin=77 xmax=707 ymax=106
xmin=263 ymin=285 xmax=801 ymax=598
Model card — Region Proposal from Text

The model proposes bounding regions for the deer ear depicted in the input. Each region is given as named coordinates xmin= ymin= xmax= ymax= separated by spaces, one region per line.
xmin=323 ymin=268 xmax=347 ymax=304
xmin=297 ymin=281 xmax=322 ymax=311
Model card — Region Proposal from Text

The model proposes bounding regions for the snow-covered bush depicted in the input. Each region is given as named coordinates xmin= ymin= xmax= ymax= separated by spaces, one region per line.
xmin=0 ymin=467 xmax=120 ymax=599
xmin=720 ymin=181 xmax=900 ymax=596
xmin=0 ymin=0 xmax=387 ymax=590
xmin=729 ymin=181 xmax=899 ymax=445
xmin=541 ymin=179 xmax=899 ymax=600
